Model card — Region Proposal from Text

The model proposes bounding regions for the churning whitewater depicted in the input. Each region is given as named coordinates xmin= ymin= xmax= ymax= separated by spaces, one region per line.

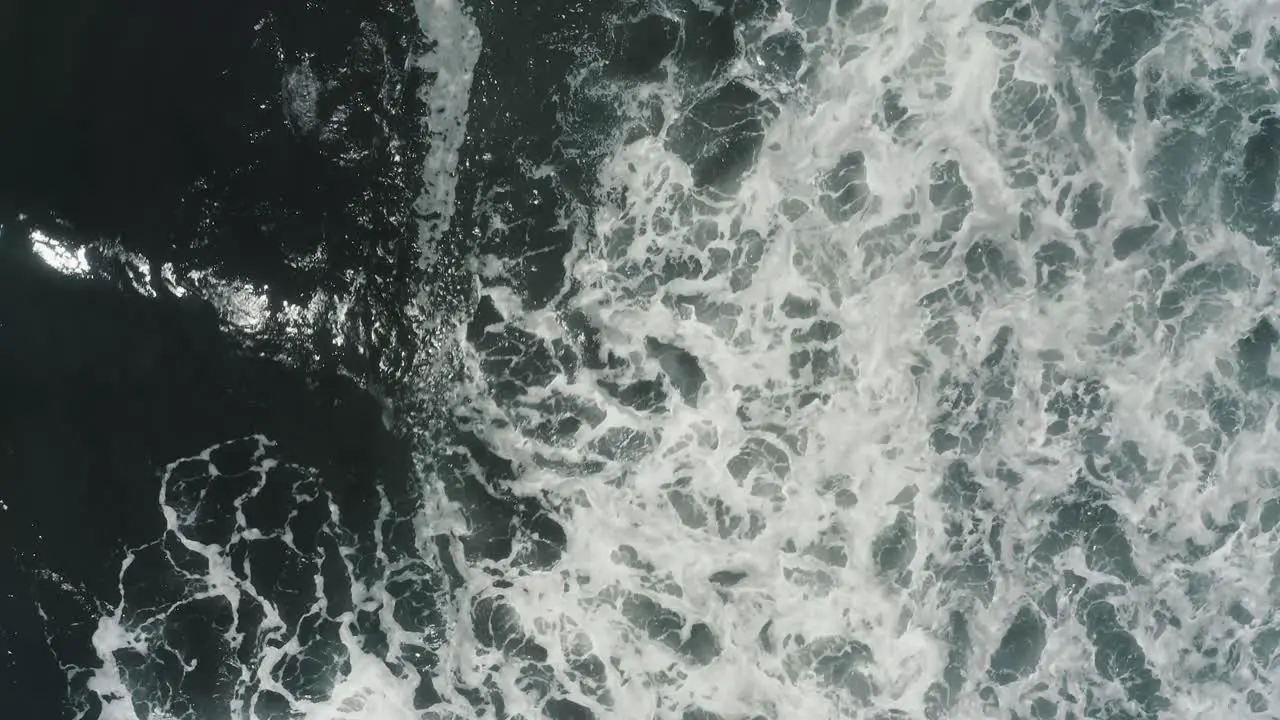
xmin=70 ymin=0 xmax=1280 ymax=718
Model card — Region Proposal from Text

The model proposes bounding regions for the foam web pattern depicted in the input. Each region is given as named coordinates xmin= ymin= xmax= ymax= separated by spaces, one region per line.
xmin=444 ymin=0 xmax=1280 ymax=717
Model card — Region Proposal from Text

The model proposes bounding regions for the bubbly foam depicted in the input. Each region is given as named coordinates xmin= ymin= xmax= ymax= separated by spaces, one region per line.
xmin=414 ymin=0 xmax=482 ymax=270
xmin=446 ymin=0 xmax=1280 ymax=717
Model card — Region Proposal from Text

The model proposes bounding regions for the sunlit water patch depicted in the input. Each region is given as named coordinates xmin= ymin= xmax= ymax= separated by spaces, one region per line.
xmin=68 ymin=0 xmax=1280 ymax=718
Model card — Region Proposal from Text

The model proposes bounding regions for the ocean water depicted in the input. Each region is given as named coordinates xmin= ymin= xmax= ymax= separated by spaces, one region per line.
xmin=40 ymin=0 xmax=1280 ymax=718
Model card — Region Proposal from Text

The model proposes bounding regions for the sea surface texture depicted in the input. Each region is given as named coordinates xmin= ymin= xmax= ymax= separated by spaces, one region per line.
xmin=4 ymin=0 xmax=1280 ymax=718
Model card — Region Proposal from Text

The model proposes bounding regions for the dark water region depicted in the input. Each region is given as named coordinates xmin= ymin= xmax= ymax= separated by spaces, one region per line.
xmin=0 ymin=0 xmax=655 ymax=713
xmin=0 ymin=0 xmax=431 ymax=716
xmin=0 ymin=249 xmax=416 ymax=717
xmin=0 ymin=0 xmax=434 ymax=383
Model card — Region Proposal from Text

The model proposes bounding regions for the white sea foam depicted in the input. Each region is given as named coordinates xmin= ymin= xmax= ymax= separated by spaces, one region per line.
xmin=414 ymin=0 xmax=482 ymax=270
xmin=445 ymin=0 xmax=1280 ymax=717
